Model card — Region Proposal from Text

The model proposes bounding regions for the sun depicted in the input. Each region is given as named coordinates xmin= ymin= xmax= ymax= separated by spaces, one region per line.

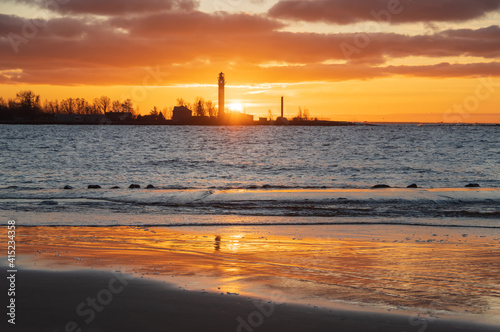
xmin=229 ymin=103 xmax=243 ymax=113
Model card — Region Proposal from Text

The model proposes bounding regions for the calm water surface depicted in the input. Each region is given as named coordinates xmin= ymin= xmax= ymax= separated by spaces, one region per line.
xmin=1 ymin=124 xmax=498 ymax=190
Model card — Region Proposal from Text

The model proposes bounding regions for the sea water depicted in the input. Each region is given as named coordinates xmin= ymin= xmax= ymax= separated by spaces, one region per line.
xmin=2 ymin=124 xmax=500 ymax=323
xmin=0 ymin=124 xmax=499 ymax=226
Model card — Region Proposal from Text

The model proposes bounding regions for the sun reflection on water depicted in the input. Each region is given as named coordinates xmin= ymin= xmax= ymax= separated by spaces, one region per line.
xmin=15 ymin=225 xmax=500 ymax=318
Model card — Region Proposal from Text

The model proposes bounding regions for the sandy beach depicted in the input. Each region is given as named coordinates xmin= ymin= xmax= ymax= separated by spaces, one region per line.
xmin=3 ymin=267 xmax=499 ymax=332
xmin=3 ymin=224 xmax=499 ymax=331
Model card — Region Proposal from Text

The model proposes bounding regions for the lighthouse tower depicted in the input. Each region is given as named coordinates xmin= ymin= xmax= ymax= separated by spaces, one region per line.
xmin=218 ymin=72 xmax=225 ymax=118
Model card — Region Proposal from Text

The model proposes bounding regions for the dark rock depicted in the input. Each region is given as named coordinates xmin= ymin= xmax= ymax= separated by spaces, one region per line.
xmin=111 ymin=186 xmax=121 ymax=189
xmin=146 ymin=185 xmax=156 ymax=189
xmin=407 ymin=184 xmax=418 ymax=188
xmin=40 ymin=200 xmax=58 ymax=205
xmin=129 ymin=184 xmax=141 ymax=189
xmin=88 ymin=185 xmax=102 ymax=189
xmin=465 ymin=183 xmax=480 ymax=188
xmin=63 ymin=185 xmax=73 ymax=190
xmin=371 ymin=184 xmax=391 ymax=189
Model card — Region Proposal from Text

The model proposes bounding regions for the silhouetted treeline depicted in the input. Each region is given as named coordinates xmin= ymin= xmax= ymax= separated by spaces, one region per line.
xmin=0 ymin=91 xmax=46 ymax=121
xmin=0 ymin=91 xmax=144 ymax=122
xmin=0 ymin=90 xmax=216 ymax=123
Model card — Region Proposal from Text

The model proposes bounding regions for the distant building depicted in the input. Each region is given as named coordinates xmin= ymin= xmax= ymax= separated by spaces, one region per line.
xmin=227 ymin=112 xmax=254 ymax=125
xmin=55 ymin=114 xmax=106 ymax=124
xmin=274 ymin=117 xmax=289 ymax=125
xmin=105 ymin=112 xmax=132 ymax=122
xmin=172 ymin=106 xmax=192 ymax=122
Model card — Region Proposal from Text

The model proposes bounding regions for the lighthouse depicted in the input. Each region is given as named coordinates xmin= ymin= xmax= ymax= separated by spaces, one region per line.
xmin=218 ymin=72 xmax=225 ymax=118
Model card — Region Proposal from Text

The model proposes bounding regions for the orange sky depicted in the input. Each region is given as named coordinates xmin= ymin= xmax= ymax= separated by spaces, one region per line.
xmin=1 ymin=0 xmax=499 ymax=123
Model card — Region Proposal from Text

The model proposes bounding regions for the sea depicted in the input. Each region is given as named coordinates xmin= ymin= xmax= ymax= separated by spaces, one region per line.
xmin=0 ymin=124 xmax=499 ymax=226
xmin=2 ymin=124 xmax=500 ymax=323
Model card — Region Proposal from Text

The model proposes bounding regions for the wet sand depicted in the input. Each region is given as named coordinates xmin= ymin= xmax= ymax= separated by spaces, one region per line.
xmin=4 ymin=224 xmax=500 ymax=331
xmin=2 ymin=267 xmax=499 ymax=332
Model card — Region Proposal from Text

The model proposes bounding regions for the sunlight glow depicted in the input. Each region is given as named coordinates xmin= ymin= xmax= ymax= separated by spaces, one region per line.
xmin=229 ymin=103 xmax=244 ymax=112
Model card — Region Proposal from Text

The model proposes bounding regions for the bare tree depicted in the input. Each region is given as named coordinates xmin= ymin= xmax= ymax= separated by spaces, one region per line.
xmin=60 ymin=98 xmax=76 ymax=114
xmin=16 ymin=90 xmax=40 ymax=111
xmin=121 ymin=99 xmax=134 ymax=113
xmin=43 ymin=99 xmax=60 ymax=115
xmin=194 ymin=97 xmax=206 ymax=117
xmin=297 ymin=106 xmax=303 ymax=120
xmin=93 ymin=96 xmax=111 ymax=114
xmin=162 ymin=106 xmax=173 ymax=120
xmin=303 ymin=108 xmax=310 ymax=121
xmin=176 ymin=98 xmax=186 ymax=106
xmin=112 ymin=100 xmax=122 ymax=112
xmin=150 ymin=106 xmax=159 ymax=117
xmin=205 ymin=100 xmax=216 ymax=117
xmin=295 ymin=106 xmax=311 ymax=121
xmin=75 ymin=98 xmax=91 ymax=115
xmin=8 ymin=99 xmax=17 ymax=109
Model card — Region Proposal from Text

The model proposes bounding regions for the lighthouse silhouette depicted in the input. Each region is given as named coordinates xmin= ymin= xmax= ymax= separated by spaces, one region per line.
xmin=218 ymin=72 xmax=225 ymax=118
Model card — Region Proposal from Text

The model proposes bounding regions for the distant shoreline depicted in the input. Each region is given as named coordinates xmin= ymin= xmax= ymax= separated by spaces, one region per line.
xmin=0 ymin=121 xmax=498 ymax=126
xmin=0 ymin=120 xmax=363 ymax=126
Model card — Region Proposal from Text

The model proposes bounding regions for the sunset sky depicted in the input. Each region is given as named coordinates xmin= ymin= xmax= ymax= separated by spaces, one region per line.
xmin=1 ymin=0 xmax=499 ymax=122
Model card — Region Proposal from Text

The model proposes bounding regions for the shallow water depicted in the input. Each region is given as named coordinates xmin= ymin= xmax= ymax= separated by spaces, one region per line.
xmin=16 ymin=225 xmax=500 ymax=325
xmin=1 ymin=124 xmax=499 ymax=225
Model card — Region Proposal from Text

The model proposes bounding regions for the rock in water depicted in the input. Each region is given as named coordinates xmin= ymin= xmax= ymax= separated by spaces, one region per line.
xmin=129 ymin=184 xmax=141 ymax=189
xmin=40 ymin=200 xmax=58 ymax=205
xmin=146 ymin=184 xmax=156 ymax=189
xmin=111 ymin=186 xmax=121 ymax=189
xmin=407 ymin=184 xmax=418 ymax=188
xmin=465 ymin=183 xmax=480 ymax=188
xmin=88 ymin=185 xmax=102 ymax=189
xmin=63 ymin=185 xmax=73 ymax=190
xmin=372 ymin=184 xmax=391 ymax=189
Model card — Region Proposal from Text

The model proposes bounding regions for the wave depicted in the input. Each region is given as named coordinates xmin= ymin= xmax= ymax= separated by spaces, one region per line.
xmin=3 ymin=183 xmax=498 ymax=192
xmin=1 ymin=188 xmax=499 ymax=227
xmin=13 ymin=222 xmax=500 ymax=229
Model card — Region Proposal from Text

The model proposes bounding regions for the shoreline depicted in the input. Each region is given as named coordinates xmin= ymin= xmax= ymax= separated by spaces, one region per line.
xmin=1 ymin=187 xmax=499 ymax=228
xmin=0 ymin=120 xmax=361 ymax=127
xmin=7 ymin=224 xmax=500 ymax=330
xmin=3 ymin=267 xmax=500 ymax=332
xmin=1 ymin=122 xmax=499 ymax=126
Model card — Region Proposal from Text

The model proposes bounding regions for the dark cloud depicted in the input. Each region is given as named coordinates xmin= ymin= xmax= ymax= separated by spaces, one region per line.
xmin=1 ymin=9 xmax=499 ymax=85
xmin=109 ymin=11 xmax=284 ymax=37
xmin=14 ymin=0 xmax=199 ymax=15
xmin=0 ymin=13 xmax=27 ymax=34
xmin=440 ymin=25 xmax=500 ymax=39
xmin=384 ymin=61 xmax=500 ymax=78
xmin=268 ymin=0 xmax=500 ymax=24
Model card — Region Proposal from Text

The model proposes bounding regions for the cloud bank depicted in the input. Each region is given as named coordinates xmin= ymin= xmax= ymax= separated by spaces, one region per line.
xmin=268 ymin=0 xmax=500 ymax=24
xmin=1 ymin=1 xmax=499 ymax=85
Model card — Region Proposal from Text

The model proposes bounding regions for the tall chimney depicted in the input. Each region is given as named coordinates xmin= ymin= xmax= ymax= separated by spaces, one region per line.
xmin=281 ymin=96 xmax=284 ymax=118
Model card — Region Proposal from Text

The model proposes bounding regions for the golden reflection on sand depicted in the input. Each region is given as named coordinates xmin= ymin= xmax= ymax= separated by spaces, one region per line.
xmin=16 ymin=226 xmax=500 ymax=316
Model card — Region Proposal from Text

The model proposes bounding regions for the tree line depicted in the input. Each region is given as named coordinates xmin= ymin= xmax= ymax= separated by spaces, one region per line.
xmin=0 ymin=91 xmax=138 ymax=121
xmin=0 ymin=90 xmax=221 ymax=122
xmin=0 ymin=90 xmax=315 ymax=123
